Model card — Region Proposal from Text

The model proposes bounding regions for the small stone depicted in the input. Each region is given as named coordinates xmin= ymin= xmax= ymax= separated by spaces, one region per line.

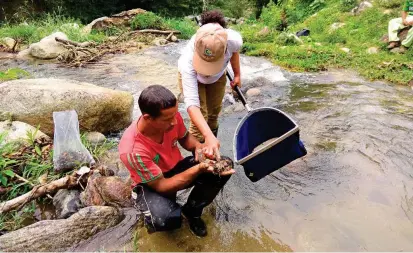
xmin=315 ymin=42 xmax=322 ymax=46
xmin=383 ymin=9 xmax=392 ymax=15
xmin=367 ymin=47 xmax=379 ymax=54
xmin=340 ymin=47 xmax=351 ymax=53
xmin=85 ymin=131 xmax=106 ymax=145
xmin=246 ymin=88 xmax=261 ymax=97
xmin=258 ymin=26 xmax=270 ymax=37
xmin=234 ymin=103 xmax=245 ymax=112
xmin=0 ymin=37 xmax=16 ymax=50
xmin=170 ymin=35 xmax=178 ymax=42
xmin=330 ymin=22 xmax=345 ymax=31
xmin=153 ymin=38 xmax=168 ymax=46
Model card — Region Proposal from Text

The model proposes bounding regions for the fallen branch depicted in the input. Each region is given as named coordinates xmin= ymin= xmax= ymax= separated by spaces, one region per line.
xmin=0 ymin=172 xmax=79 ymax=214
xmin=55 ymin=37 xmax=94 ymax=48
xmin=129 ymin=29 xmax=181 ymax=36
xmin=166 ymin=32 xmax=174 ymax=41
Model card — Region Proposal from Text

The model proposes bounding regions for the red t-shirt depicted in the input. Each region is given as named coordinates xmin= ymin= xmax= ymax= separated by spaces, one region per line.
xmin=118 ymin=113 xmax=188 ymax=186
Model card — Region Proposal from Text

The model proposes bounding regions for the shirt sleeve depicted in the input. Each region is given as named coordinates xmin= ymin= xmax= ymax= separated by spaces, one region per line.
xmin=226 ymin=29 xmax=243 ymax=54
xmin=176 ymin=113 xmax=188 ymax=139
xmin=178 ymin=36 xmax=201 ymax=109
xmin=119 ymin=152 xmax=162 ymax=185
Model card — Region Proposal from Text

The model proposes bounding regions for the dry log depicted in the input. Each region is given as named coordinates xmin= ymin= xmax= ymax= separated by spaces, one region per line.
xmin=0 ymin=172 xmax=79 ymax=214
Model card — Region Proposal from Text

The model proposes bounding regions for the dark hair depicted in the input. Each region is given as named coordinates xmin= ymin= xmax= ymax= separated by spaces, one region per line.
xmin=138 ymin=85 xmax=177 ymax=118
xmin=201 ymin=10 xmax=227 ymax=28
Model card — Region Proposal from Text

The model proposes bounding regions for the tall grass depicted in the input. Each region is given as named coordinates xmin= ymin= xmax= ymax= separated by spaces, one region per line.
xmin=0 ymin=13 xmax=107 ymax=45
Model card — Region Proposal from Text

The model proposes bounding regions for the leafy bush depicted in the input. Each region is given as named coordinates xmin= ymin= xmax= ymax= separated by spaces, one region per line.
xmin=377 ymin=0 xmax=402 ymax=8
xmin=131 ymin=12 xmax=167 ymax=30
xmin=340 ymin=0 xmax=357 ymax=11
xmin=163 ymin=18 xmax=197 ymax=39
xmin=260 ymin=2 xmax=285 ymax=30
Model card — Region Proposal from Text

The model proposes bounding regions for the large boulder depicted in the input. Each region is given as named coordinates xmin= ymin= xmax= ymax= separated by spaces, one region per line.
xmin=0 ymin=206 xmax=122 ymax=252
xmin=29 ymin=32 xmax=68 ymax=59
xmin=0 ymin=78 xmax=134 ymax=136
xmin=351 ymin=1 xmax=373 ymax=15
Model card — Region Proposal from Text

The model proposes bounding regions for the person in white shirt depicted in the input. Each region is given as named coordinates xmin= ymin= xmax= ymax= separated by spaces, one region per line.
xmin=178 ymin=10 xmax=243 ymax=159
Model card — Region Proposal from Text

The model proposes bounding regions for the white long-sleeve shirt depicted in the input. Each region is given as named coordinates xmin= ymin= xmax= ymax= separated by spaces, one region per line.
xmin=178 ymin=29 xmax=243 ymax=109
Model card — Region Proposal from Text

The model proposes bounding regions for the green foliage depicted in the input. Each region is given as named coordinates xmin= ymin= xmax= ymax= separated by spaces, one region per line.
xmin=0 ymin=13 xmax=107 ymax=45
xmin=131 ymin=12 xmax=167 ymax=30
xmin=0 ymin=68 xmax=31 ymax=81
xmin=377 ymin=0 xmax=402 ymax=8
xmin=260 ymin=2 xmax=284 ymax=30
xmin=163 ymin=18 xmax=197 ymax=39
xmin=340 ymin=0 xmax=357 ymax=11
xmin=275 ymin=32 xmax=302 ymax=45
xmin=80 ymin=133 xmax=117 ymax=163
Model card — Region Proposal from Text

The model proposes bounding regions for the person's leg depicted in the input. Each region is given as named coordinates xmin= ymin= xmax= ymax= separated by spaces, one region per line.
xmin=188 ymin=83 xmax=208 ymax=142
xmin=181 ymin=156 xmax=233 ymax=236
xmin=388 ymin=17 xmax=405 ymax=48
xmin=205 ymin=73 xmax=227 ymax=137
xmin=134 ymin=184 xmax=182 ymax=233
xmin=401 ymin=26 xmax=413 ymax=48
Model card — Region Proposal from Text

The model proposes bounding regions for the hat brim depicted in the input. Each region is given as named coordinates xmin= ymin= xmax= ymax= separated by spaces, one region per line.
xmin=193 ymin=53 xmax=225 ymax=76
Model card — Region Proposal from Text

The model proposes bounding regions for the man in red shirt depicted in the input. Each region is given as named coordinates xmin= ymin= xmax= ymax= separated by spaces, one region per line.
xmin=119 ymin=85 xmax=234 ymax=237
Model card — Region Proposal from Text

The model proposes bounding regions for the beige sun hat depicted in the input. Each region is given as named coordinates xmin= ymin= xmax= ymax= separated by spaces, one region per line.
xmin=193 ymin=23 xmax=228 ymax=76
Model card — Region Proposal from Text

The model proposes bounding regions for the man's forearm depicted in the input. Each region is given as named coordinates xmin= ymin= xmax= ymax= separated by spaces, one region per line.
xmin=147 ymin=164 xmax=203 ymax=195
xmin=230 ymin=52 xmax=241 ymax=78
xmin=187 ymin=106 xmax=214 ymax=140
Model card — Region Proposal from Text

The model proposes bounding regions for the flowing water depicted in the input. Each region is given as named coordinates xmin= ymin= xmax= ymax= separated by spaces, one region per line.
xmin=1 ymin=42 xmax=413 ymax=251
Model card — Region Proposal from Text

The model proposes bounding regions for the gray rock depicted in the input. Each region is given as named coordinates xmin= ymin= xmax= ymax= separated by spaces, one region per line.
xmin=53 ymin=189 xmax=82 ymax=219
xmin=0 ymin=121 xmax=50 ymax=146
xmin=85 ymin=132 xmax=106 ymax=145
xmin=170 ymin=35 xmax=178 ymax=42
xmin=367 ymin=47 xmax=379 ymax=54
xmin=29 ymin=32 xmax=68 ymax=59
xmin=246 ymin=88 xmax=261 ymax=97
xmin=0 ymin=78 xmax=134 ymax=136
xmin=351 ymin=1 xmax=373 ymax=15
xmin=0 ymin=206 xmax=122 ymax=252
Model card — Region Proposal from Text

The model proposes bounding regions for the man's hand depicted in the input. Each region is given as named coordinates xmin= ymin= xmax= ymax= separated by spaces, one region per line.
xmin=204 ymin=135 xmax=221 ymax=161
xmin=198 ymin=162 xmax=236 ymax=176
xmin=230 ymin=75 xmax=241 ymax=88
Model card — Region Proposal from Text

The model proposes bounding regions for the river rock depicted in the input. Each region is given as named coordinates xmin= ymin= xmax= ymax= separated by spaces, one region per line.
xmin=246 ymin=88 xmax=261 ymax=97
xmin=84 ymin=132 xmax=106 ymax=145
xmin=351 ymin=1 xmax=373 ymax=15
xmin=367 ymin=47 xmax=379 ymax=54
xmin=0 ymin=37 xmax=16 ymax=50
xmin=0 ymin=206 xmax=122 ymax=252
xmin=0 ymin=78 xmax=133 ymax=136
xmin=170 ymin=35 xmax=178 ymax=42
xmin=16 ymin=48 xmax=34 ymax=60
xmin=29 ymin=32 xmax=68 ymax=59
xmin=0 ymin=121 xmax=50 ymax=145
xmin=53 ymin=189 xmax=82 ymax=219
